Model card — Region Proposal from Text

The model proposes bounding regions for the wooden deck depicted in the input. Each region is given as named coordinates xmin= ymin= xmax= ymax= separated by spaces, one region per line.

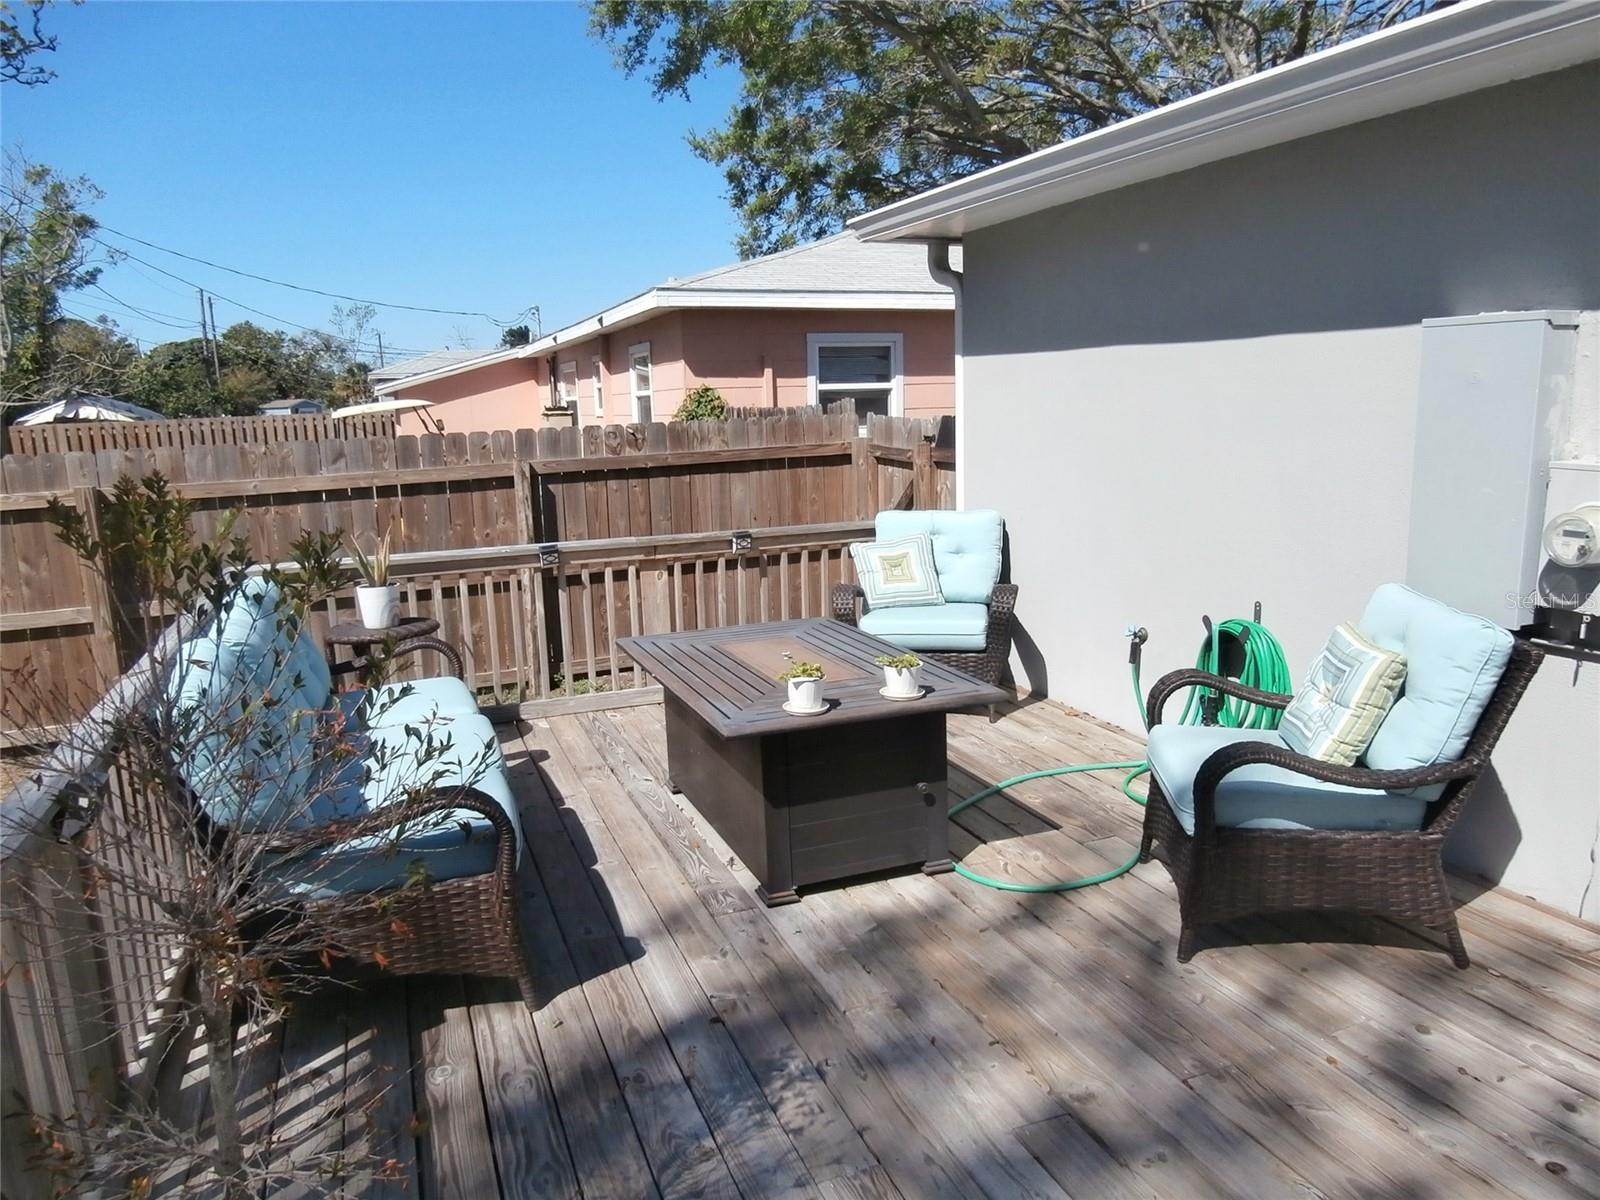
xmin=163 ymin=699 xmax=1600 ymax=1199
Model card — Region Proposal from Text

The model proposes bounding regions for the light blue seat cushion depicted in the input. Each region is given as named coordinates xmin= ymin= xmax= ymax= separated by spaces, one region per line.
xmin=859 ymin=602 xmax=989 ymax=651
xmin=261 ymin=711 xmax=520 ymax=899
xmin=166 ymin=577 xmax=334 ymax=832
xmin=875 ymin=510 xmax=1002 ymax=605
xmin=337 ymin=676 xmax=480 ymax=731
xmin=1358 ymin=584 xmax=1513 ymax=776
xmin=1146 ymin=725 xmax=1427 ymax=836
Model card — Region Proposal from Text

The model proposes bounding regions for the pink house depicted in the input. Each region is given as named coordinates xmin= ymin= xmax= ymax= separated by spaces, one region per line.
xmin=376 ymin=232 xmax=956 ymax=435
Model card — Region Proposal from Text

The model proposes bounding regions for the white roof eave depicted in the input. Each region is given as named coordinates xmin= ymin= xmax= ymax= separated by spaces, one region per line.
xmin=849 ymin=0 xmax=1600 ymax=241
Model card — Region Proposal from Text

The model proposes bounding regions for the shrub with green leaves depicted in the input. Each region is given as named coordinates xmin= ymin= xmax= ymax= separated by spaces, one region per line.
xmin=673 ymin=384 xmax=728 ymax=422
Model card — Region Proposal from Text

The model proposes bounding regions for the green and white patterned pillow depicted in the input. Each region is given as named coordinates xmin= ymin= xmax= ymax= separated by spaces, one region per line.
xmin=850 ymin=534 xmax=945 ymax=610
xmin=1280 ymin=623 xmax=1408 ymax=765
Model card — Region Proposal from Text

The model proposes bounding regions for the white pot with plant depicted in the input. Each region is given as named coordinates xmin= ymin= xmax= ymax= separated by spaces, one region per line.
xmin=348 ymin=529 xmax=399 ymax=629
xmin=875 ymin=652 xmax=923 ymax=699
xmin=778 ymin=660 xmax=826 ymax=713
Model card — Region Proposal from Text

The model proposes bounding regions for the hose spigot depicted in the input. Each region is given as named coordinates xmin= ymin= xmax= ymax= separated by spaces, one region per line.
xmin=1124 ymin=624 xmax=1148 ymax=667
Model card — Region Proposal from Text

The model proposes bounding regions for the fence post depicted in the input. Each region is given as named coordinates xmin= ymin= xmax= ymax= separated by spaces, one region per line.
xmin=911 ymin=441 xmax=935 ymax=510
xmin=849 ymin=437 xmax=872 ymax=519
xmin=74 ymin=486 xmax=121 ymax=684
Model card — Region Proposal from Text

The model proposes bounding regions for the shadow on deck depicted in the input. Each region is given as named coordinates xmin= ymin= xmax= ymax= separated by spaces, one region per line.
xmin=158 ymin=700 xmax=1600 ymax=1199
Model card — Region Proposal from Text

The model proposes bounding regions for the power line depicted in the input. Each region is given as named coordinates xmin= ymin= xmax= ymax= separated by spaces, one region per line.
xmin=3 ymin=182 xmax=531 ymax=325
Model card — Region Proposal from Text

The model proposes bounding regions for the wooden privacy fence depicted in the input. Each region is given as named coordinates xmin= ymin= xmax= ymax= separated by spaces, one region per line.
xmin=1 ymin=411 xmax=952 ymax=732
xmin=4 ymin=411 xmax=398 ymax=456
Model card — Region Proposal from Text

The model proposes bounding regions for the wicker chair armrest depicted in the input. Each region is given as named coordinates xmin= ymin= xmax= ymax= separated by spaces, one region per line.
xmin=1189 ymin=741 xmax=1479 ymax=840
xmin=388 ymin=636 xmax=466 ymax=681
xmin=987 ymin=583 xmax=1019 ymax=622
xmin=831 ymin=583 xmax=863 ymax=626
xmin=238 ymin=784 xmax=516 ymax=894
xmin=1146 ymin=668 xmax=1291 ymax=729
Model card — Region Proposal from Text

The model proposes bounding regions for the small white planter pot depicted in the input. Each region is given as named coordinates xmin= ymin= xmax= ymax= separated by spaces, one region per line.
xmin=355 ymin=584 xmax=401 ymax=629
xmin=786 ymin=677 xmax=824 ymax=712
xmin=882 ymin=665 xmax=921 ymax=698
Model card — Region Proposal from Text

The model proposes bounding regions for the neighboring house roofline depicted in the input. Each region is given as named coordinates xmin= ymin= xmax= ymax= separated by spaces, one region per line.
xmin=377 ymin=233 xmax=955 ymax=395
xmin=848 ymin=0 xmax=1600 ymax=242
xmin=515 ymin=286 xmax=952 ymax=357
xmin=375 ymin=345 xmax=527 ymax=393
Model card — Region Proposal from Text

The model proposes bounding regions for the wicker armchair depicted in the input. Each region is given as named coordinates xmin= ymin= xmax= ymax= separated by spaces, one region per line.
xmin=832 ymin=509 xmax=1018 ymax=686
xmin=1138 ymin=638 xmax=1543 ymax=968
xmin=832 ymin=581 xmax=1018 ymax=685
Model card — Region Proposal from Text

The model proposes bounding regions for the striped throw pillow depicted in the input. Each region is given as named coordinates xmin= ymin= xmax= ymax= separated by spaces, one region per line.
xmin=850 ymin=535 xmax=945 ymax=610
xmin=1280 ymin=623 xmax=1407 ymax=765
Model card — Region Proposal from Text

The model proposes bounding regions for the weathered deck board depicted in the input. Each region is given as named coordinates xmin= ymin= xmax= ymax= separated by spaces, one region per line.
xmin=206 ymin=699 xmax=1598 ymax=1200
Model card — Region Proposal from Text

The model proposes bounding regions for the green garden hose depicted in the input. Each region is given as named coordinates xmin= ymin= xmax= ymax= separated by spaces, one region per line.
xmin=949 ymin=621 xmax=1289 ymax=894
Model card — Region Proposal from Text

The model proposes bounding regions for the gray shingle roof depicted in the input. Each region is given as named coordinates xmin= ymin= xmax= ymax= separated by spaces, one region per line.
xmin=661 ymin=230 xmax=948 ymax=296
xmin=369 ymin=348 xmax=488 ymax=384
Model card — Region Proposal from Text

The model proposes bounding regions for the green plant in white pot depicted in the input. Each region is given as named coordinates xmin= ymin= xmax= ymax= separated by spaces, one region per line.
xmin=347 ymin=528 xmax=399 ymax=628
xmin=777 ymin=660 xmax=826 ymax=713
xmin=874 ymin=652 xmax=923 ymax=698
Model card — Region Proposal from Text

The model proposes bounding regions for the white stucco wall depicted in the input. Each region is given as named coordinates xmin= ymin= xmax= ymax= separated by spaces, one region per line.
xmin=960 ymin=62 xmax=1600 ymax=918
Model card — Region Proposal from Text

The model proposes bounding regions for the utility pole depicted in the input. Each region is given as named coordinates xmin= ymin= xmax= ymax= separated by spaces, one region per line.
xmin=197 ymin=289 xmax=214 ymax=385
xmin=376 ymin=331 xmax=385 ymax=367
xmin=206 ymin=295 xmax=221 ymax=379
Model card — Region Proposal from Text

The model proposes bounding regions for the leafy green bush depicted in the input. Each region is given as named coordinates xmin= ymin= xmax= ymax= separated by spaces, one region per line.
xmin=673 ymin=385 xmax=728 ymax=422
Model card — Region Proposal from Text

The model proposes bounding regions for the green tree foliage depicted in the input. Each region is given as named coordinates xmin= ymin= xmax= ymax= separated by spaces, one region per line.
xmin=591 ymin=0 xmax=1441 ymax=255
xmin=673 ymin=383 xmax=728 ymax=421
xmin=499 ymin=323 xmax=532 ymax=348
xmin=1 ymin=155 xmax=121 ymax=415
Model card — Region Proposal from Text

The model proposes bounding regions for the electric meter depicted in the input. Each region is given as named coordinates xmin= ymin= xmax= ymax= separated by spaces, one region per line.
xmin=1543 ymin=504 xmax=1600 ymax=568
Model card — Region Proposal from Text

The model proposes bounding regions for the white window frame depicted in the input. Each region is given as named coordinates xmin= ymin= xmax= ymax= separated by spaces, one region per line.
xmin=628 ymin=341 xmax=654 ymax=423
xmin=591 ymin=355 xmax=605 ymax=418
xmin=806 ymin=332 xmax=904 ymax=420
xmin=557 ymin=360 xmax=578 ymax=410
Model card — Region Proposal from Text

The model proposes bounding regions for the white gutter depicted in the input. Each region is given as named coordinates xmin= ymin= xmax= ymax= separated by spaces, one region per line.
xmin=375 ymin=346 xmax=526 ymax=395
xmin=515 ymin=287 xmax=953 ymax=358
xmin=850 ymin=0 xmax=1600 ymax=241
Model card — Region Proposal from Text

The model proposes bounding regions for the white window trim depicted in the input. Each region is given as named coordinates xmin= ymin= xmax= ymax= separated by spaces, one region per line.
xmin=628 ymin=341 xmax=653 ymax=423
xmin=557 ymin=360 xmax=578 ymax=410
xmin=591 ymin=355 xmax=605 ymax=418
xmin=806 ymin=332 xmax=904 ymax=417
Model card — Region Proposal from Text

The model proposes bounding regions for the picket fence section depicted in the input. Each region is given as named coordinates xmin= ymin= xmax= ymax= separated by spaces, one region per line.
xmin=4 ymin=411 xmax=399 ymax=456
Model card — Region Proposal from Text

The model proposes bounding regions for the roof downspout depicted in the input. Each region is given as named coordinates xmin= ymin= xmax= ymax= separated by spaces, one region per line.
xmin=926 ymin=239 xmax=964 ymax=509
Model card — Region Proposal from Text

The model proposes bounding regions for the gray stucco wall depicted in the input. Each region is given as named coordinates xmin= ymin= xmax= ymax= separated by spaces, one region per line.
xmin=960 ymin=62 xmax=1600 ymax=918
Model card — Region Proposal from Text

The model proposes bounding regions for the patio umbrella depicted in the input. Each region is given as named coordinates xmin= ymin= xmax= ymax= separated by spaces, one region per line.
xmin=13 ymin=395 xmax=166 ymax=425
xmin=329 ymin=397 xmax=435 ymax=418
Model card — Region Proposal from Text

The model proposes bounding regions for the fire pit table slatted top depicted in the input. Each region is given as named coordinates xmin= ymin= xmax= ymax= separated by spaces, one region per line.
xmin=619 ymin=618 xmax=1006 ymax=737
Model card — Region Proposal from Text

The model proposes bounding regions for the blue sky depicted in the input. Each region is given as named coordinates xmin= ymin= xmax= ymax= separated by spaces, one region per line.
xmin=2 ymin=1 xmax=745 ymax=361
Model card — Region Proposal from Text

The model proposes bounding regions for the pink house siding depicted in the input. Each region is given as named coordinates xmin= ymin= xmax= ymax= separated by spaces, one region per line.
xmin=392 ymin=358 xmax=545 ymax=436
xmin=679 ymin=309 xmax=953 ymax=419
xmin=386 ymin=308 xmax=953 ymax=436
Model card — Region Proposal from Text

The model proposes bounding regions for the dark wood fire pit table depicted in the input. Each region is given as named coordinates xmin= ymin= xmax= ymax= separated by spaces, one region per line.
xmin=619 ymin=619 xmax=1007 ymax=905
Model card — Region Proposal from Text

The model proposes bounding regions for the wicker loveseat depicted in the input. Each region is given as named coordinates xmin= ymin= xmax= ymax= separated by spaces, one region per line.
xmin=1138 ymin=583 xmax=1543 ymax=968
xmin=165 ymin=576 xmax=533 ymax=1001
xmin=832 ymin=509 xmax=1018 ymax=685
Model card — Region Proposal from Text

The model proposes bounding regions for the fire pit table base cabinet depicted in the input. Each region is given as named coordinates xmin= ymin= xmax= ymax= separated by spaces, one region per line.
xmin=620 ymin=620 xmax=1005 ymax=905
xmin=665 ymin=692 xmax=950 ymax=904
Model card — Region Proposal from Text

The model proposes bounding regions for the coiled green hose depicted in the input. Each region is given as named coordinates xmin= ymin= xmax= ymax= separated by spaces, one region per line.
xmin=949 ymin=621 xmax=1289 ymax=894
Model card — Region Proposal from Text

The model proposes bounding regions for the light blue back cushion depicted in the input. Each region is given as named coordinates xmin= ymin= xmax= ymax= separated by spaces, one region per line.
xmin=875 ymin=510 xmax=1002 ymax=605
xmin=165 ymin=577 xmax=333 ymax=831
xmin=1358 ymin=583 xmax=1513 ymax=772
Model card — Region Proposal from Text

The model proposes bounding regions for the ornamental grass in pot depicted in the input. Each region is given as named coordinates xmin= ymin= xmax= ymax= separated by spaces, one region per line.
xmin=347 ymin=528 xmax=399 ymax=628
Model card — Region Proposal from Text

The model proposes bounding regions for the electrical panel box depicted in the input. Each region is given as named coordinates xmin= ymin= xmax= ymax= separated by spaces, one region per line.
xmin=1406 ymin=311 xmax=1580 ymax=629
